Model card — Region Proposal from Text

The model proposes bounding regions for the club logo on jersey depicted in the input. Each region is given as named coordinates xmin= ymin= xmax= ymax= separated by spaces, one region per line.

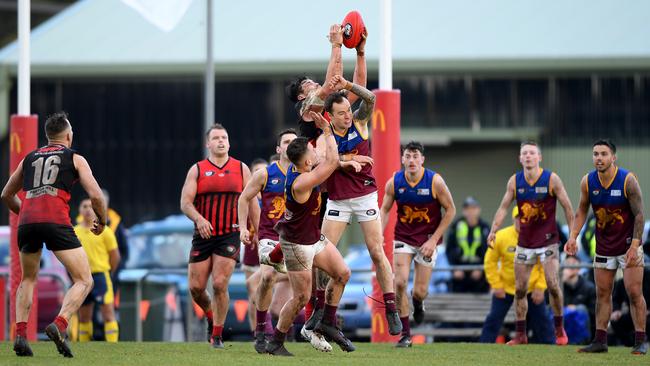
xmin=267 ymin=196 xmax=286 ymax=219
xmin=364 ymin=180 xmax=374 ymax=186
xmin=595 ymin=208 xmax=624 ymax=229
xmin=226 ymin=245 xmax=236 ymax=254
xmin=398 ymin=188 xmax=406 ymax=194
xmin=232 ymin=223 xmax=240 ymax=229
xmin=366 ymin=209 xmax=377 ymax=216
xmin=610 ymin=189 xmax=622 ymax=197
xmin=417 ymin=188 xmax=430 ymax=196
xmin=535 ymin=187 xmax=548 ymax=194
xmin=400 ymin=205 xmax=430 ymax=224
xmin=592 ymin=190 xmax=600 ymax=196
xmin=270 ymin=178 xmax=280 ymax=185
xmin=205 ymin=171 xmax=215 ymax=176
xmin=284 ymin=209 xmax=294 ymax=220
xmin=517 ymin=188 xmax=525 ymax=194
xmin=519 ymin=202 xmax=547 ymax=224
xmin=218 ymin=173 xmax=225 ymax=177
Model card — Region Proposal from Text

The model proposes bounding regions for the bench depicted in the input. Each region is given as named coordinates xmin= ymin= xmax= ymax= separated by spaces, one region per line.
xmin=354 ymin=293 xmax=515 ymax=339
xmin=416 ymin=293 xmax=515 ymax=339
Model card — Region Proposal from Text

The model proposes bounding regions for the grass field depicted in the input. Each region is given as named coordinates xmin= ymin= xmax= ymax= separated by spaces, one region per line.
xmin=0 ymin=341 xmax=646 ymax=366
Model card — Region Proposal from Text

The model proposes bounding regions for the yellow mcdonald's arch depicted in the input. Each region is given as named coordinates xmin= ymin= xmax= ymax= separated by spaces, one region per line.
xmin=10 ymin=132 xmax=22 ymax=154
xmin=372 ymin=109 xmax=386 ymax=132
xmin=372 ymin=312 xmax=386 ymax=335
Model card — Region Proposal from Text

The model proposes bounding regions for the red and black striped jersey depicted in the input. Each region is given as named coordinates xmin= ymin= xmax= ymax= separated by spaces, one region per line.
xmin=20 ymin=144 xmax=79 ymax=226
xmin=193 ymin=157 xmax=244 ymax=237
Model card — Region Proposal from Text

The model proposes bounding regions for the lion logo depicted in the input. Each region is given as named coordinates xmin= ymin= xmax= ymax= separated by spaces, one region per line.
xmin=519 ymin=202 xmax=547 ymax=224
xmin=267 ymin=196 xmax=285 ymax=219
xmin=400 ymin=205 xmax=430 ymax=224
xmin=595 ymin=208 xmax=624 ymax=229
xmin=311 ymin=193 xmax=322 ymax=216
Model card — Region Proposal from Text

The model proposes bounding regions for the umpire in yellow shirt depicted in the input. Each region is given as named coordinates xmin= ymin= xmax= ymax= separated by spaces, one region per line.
xmin=75 ymin=198 xmax=121 ymax=342
xmin=480 ymin=207 xmax=554 ymax=343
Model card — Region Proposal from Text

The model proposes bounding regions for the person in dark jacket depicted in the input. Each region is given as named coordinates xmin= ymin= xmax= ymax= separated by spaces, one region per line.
xmin=446 ymin=197 xmax=490 ymax=293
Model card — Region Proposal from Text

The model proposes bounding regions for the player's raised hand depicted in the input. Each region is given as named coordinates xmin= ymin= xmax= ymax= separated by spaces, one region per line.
xmin=342 ymin=160 xmax=362 ymax=173
xmin=329 ymin=75 xmax=349 ymax=91
xmin=356 ymin=28 xmax=367 ymax=53
xmin=329 ymin=24 xmax=343 ymax=46
xmin=91 ymin=219 xmax=105 ymax=235
xmin=352 ymin=155 xmax=374 ymax=166
xmin=309 ymin=111 xmax=330 ymax=132
xmin=195 ymin=216 xmax=214 ymax=239
xmin=563 ymin=238 xmax=578 ymax=256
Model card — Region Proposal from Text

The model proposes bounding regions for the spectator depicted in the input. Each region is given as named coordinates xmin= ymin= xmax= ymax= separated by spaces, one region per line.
xmin=610 ymin=267 xmax=650 ymax=346
xmin=562 ymin=254 xmax=596 ymax=344
xmin=102 ymin=189 xmax=129 ymax=294
xmin=446 ymin=196 xmax=490 ymax=293
xmin=480 ymin=207 xmax=554 ymax=344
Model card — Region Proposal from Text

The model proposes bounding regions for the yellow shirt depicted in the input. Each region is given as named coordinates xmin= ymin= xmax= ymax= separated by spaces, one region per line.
xmin=74 ymin=224 xmax=118 ymax=273
xmin=483 ymin=225 xmax=547 ymax=295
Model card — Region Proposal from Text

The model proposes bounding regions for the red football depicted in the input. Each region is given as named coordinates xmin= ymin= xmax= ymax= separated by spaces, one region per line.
xmin=341 ymin=11 xmax=366 ymax=49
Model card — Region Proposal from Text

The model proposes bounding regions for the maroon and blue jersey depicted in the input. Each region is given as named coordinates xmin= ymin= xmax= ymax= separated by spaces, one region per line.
xmin=326 ymin=122 xmax=376 ymax=200
xmin=515 ymin=169 xmax=559 ymax=248
xmin=588 ymin=167 xmax=635 ymax=256
xmin=258 ymin=162 xmax=287 ymax=241
xmin=393 ymin=168 xmax=442 ymax=247
xmin=274 ymin=165 xmax=322 ymax=244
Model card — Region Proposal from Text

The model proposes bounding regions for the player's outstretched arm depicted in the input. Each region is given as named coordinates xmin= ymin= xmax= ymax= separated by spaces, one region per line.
xmin=1 ymin=159 xmax=24 ymax=215
xmin=238 ymin=168 xmax=266 ymax=244
xmin=379 ymin=177 xmax=395 ymax=233
xmin=330 ymin=76 xmax=376 ymax=125
xmin=488 ymin=175 xmax=516 ymax=247
xmin=551 ymin=172 xmax=575 ymax=231
xmin=180 ymin=165 xmax=213 ymax=239
xmin=348 ymin=29 xmax=367 ymax=105
xmin=565 ymin=175 xmax=590 ymax=255
xmin=293 ymin=113 xmax=338 ymax=200
xmin=324 ymin=24 xmax=343 ymax=90
xmin=431 ymin=174 xmax=457 ymax=244
xmin=74 ymin=154 xmax=107 ymax=234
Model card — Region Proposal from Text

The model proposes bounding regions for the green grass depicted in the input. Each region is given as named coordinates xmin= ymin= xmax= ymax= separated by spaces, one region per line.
xmin=0 ymin=341 xmax=646 ymax=366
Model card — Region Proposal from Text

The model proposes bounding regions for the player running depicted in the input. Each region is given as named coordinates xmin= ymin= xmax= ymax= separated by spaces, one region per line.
xmin=266 ymin=112 xmax=354 ymax=356
xmin=2 ymin=112 xmax=107 ymax=358
xmin=180 ymin=123 xmax=260 ymax=348
xmin=488 ymin=141 xmax=574 ymax=345
xmin=379 ymin=141 xmax=456 ymax=347
xmin=565 ymin=139 xmax=647 ymax=355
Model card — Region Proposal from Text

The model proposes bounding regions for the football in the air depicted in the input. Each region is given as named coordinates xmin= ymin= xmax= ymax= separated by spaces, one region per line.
xmin=341 ymin=10 xmax=366 ymax=49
